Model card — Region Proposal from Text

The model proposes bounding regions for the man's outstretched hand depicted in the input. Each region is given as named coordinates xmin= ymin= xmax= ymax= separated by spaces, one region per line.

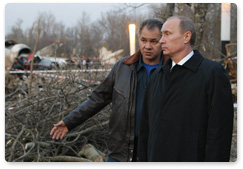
xmin=50 ymin=120 xmax=69 ymax=140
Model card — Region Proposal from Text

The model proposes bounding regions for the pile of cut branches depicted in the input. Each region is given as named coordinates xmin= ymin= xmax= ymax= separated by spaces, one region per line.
xmin=5 ymin=69 xmax=110 ymax=162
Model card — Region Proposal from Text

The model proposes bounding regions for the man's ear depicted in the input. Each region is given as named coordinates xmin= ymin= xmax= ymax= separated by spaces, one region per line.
xmin=184 ymin=31 xmax=192 ymax=44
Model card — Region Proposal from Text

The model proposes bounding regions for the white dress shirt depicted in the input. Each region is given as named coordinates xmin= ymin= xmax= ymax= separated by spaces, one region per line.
xmin=171 ymin=51 xmax=194 ymax=70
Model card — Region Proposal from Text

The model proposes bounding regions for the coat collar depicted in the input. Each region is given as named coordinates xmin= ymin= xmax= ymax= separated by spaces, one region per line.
xmin=122 ymin=50 xmax=141 ymax=65
xmin=122 ymin=49 xmax=164 ymax=67
xmin=162 ymin=50 xmax=204 ymax=73
xmin=136 ymin=53 xmax=164 ymax=72
xmin=183 ymin=50 xmax=204 ymax=72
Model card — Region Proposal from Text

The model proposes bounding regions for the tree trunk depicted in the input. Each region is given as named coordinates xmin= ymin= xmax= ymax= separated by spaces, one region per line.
xmin=164 ymin=3 xmax=175 ymax=22
xmin=45 ymin=156 xmax=91 ymax=162
xmin=192 ymin=3 xmax=209 ymax=50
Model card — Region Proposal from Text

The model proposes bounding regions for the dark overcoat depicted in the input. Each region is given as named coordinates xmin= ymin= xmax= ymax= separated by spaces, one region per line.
xmin=138 ymin=50 xmax=234 ymax=162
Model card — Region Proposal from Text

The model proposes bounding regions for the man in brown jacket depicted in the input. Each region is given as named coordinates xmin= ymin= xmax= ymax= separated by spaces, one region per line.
xmin=50 ymin=19 xmax=168 ymax=162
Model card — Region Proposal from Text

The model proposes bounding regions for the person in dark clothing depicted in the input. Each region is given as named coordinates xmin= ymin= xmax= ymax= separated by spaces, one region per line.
xmin=86 ymin=58 xmax=90 ymax=69
xmin=12 ymin=57 xmax=25 ymax=70
xmin=50 ymin=19 xmax=168 ymax=162
xmin=138 ymin=16 xmax=234 ymax=162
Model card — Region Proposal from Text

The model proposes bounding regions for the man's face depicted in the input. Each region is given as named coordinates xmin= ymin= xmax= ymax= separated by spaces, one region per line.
xmin=139 ymin=26 xmax=162 ymax=64
xmin=159 ymin=18 xmax=186 ymax=57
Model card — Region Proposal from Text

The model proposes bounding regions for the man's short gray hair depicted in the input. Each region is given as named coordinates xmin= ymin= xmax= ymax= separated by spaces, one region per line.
xmin=139 ymin=19 xmax=163 ymax=35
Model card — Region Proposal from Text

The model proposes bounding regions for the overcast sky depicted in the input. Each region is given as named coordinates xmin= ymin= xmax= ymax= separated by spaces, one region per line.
xmin=5 ymin=3 xmax=150 ymax=34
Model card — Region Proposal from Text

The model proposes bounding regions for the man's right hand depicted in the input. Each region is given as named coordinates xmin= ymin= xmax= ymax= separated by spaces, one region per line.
xmin=50 ymin=120 xmax=69 ymax=140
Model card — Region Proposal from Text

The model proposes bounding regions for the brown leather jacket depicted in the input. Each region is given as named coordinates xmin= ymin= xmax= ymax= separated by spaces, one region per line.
xmin=63 ymin=50 xmax=141 ymax=161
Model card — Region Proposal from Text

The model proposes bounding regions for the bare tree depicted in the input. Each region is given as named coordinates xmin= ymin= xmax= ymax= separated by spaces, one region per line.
xmin=6 ymin=19 xmax=24 ymax=42
xmin=89 ymin=22 xmax=105 ymax=57
xmin=164 ymin=3 xmax=175 ymax=21
xmin=191 ymin=3 xmax=209 ymax=50
xmin=76 ymin=12 xmax=94 ymax=58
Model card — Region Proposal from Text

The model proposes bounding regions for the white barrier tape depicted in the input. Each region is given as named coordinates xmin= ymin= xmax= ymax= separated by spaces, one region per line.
xmin=27 ymin=71 xmax=101 ymax=84
xmin=9 ymin=69 xmax=111 ymax=74
xmin=35 ymin=72 xmax=68 ymax=79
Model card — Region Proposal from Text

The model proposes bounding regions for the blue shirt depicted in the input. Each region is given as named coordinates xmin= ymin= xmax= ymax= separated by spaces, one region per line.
xmin=142 ymin=62 xmax=160 ymax=77
xmin=135 ymin=55 xmax=163 ymax=137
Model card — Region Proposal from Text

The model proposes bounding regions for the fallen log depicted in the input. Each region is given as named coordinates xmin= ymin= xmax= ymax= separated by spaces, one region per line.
xmin=79 ymin=144 xmax=104 ymax=162
xmin=43 ymin=156 xmax=91 ymax=162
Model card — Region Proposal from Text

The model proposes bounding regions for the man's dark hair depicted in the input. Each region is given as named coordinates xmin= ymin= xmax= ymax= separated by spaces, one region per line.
xmin=139 ymin=19 xmax=163 ymax=35
xmin=168 ymin=16 xmax=196 ymax=47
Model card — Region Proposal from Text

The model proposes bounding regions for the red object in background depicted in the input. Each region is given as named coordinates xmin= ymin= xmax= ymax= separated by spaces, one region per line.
xmin=27 ymin=54 xmax=34 ymax=63
xmin=25 ymin=53 xmax=34 ymax=69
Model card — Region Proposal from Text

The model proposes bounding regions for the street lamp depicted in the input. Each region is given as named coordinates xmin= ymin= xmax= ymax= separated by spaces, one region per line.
xmin=129 ymin=23 xmax=136 ymax=56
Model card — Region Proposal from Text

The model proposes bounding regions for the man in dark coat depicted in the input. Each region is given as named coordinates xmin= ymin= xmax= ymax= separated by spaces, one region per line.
xmin=50 ymin=19 xmax=168 ymax=162
xmin=138 ymin=16 xmax=234 ymax=162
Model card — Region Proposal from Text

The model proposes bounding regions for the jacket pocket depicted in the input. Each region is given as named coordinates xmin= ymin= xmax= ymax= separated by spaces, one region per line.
xmin=113 ymin=87 xmax=127 ymax=99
